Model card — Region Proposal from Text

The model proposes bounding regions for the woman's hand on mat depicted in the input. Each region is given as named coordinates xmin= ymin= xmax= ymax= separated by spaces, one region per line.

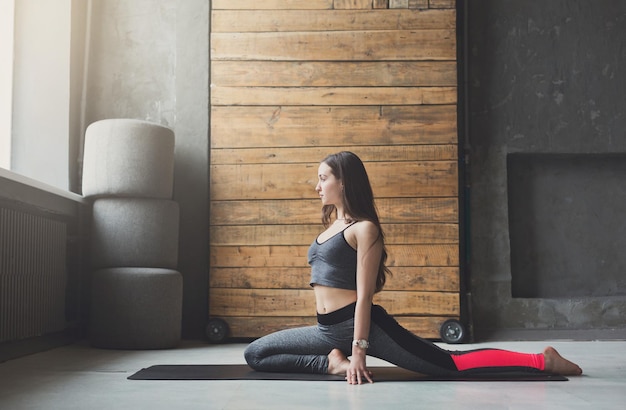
xmin=346 ymin=355 xmax=373 ymax=384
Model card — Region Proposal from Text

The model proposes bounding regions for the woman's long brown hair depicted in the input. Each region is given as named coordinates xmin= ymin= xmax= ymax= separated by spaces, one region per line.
xmin=320 ymin=151 xmax=391 ymax=292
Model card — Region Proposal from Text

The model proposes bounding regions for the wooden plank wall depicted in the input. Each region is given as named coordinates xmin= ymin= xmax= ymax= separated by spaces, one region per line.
xmin=210 ymin=0 xmax=458 ymax=339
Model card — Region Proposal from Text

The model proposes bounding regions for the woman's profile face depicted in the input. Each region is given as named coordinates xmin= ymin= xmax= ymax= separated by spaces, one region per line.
xmin=315 ymin=162 xmax=343 ymax=207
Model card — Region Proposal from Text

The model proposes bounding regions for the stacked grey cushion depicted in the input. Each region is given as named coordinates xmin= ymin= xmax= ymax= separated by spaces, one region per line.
xmin=90 ymin=198 xmax=179 ymax=269
xmin=83 ymin=119 xmax=182 ymax=349
xmin=90 ymin=268 xmax=182 ymax=349
xmin=82 ymin=119 xmax=175 ymax=198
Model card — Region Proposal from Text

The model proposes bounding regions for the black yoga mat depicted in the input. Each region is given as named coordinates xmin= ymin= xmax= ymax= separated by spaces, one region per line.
xmin=127 ymin=364 xmax=567 ymax=382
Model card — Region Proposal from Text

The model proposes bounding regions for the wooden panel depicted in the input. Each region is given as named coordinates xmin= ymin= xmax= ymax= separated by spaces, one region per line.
xmin=211 ymin=86 xmax=456 ymax=106
xmin=429 ymin=0 xmax=456 ymax=9
xmin=212 ymin=0 xmax=334 ymax=10
xmin=384 ymin=223 xmax=458 ymax=244
xmin=210 ymin=199 xmax=320 ymax=225
xmin=210 ymin=266 xmax=458 ymax=291
xmin=211 ymin=145 xmax=457 ymax=165
xmin=211 ymin=224 xmax=318 ymax=246
xmin=210 ymin=288 xmax=458 ymax=316
xmin=210 ymin=289 xmax=316 ymax=316
xmin=211 ymin=9 xmax=456 ymax=32
xmin=211 ymin=30 xmax=456 ymax=61
xmin=212 ymin=61 xmax=457 ymax=87
xmin=385 ymin=266 xmax=459 ymax=291
xmin=210 ymin=223 xmax=457 ymax=246
xmin=395 ymin=316 xmax=449 ymax=338
xmin=210 ymin=197 xmax=458 ymax=225
xmin=211 ymin=106 xmax=457 ymax=148
xmin=408 ymin=0 xmax=429 ymax=9
xmin=209 ymin=162 xmax=317 ymax=201
xmin=210 ymin=245 xmax=310 ymax=268
xmin=334 ymin=0 xmax=372 ymax=9
xmin=210 ymin=162 xmax=457 ymax=200
xmin=377 ymin=197 xmax=458 ymax=223
xmin=210 ymin=267 xmax=312 ymax=290
xmin=373 ymin=0 xmax=389 ymax=8
xmin=210 ymin=244 xmax=458 ymax=268
xmin=387 ymin=244 xmax=459 ymax=266
xmin=218 ymin=315 xmax=449 ymax=339
xmin=375 ymin=291 xmax=459 ymax=315
xmin=208 ymin=3 xmax=459 ymax=340
xmin=390 ymin=0 xmax=409 ymax=8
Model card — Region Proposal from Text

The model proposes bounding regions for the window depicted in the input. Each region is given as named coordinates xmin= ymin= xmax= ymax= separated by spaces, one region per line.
xmin=0 ymin=0 xmax=79 ymax=192
xmin=0 ymin=0 xmax=14 ymax=169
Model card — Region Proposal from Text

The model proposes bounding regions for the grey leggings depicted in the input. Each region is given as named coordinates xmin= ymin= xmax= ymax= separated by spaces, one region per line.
xmin=245 ymin=303 xmax=463 ymax=376
xmin=244 ymin=302 xmax=544 ymax=376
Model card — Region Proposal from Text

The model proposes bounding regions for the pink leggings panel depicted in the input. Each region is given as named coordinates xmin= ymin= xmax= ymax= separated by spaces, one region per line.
xmin=451 ymin=349 xmax=545 ymax=372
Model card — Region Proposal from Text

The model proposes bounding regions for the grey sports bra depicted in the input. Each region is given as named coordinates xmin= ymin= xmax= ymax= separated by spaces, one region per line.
xmin=308 ymin=223 xmax=357 ymax=290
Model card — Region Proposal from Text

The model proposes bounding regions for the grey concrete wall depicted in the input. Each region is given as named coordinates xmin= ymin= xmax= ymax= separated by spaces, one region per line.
xmin=466 ymin=0 xmax=626 ymax=338
xmin=84 ymin=0 xmax=209 ymax=338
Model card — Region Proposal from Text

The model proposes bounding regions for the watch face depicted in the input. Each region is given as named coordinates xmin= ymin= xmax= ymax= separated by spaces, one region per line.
xmin=355 ymin=339 xmax=369 ymax=348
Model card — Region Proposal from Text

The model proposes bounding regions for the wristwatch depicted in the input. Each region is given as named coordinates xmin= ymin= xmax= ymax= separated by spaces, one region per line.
xmin=352 ymin=339 xmax=369 ymax=349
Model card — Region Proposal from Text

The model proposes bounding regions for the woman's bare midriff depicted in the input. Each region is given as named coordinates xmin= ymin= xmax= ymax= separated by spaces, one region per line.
xmin=313 ymin=285 xmax=357 ymax=314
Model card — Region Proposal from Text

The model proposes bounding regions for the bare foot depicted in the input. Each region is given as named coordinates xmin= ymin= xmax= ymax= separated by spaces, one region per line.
xmin=543 ymin=346 xmax=583 ymax=376
xmin=327 ymin=348 xmax=350 ymax=375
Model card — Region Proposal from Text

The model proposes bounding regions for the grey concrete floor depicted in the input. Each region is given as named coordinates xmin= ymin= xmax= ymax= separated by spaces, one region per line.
xmin=0 ymin=340 xmax=624 ymax=409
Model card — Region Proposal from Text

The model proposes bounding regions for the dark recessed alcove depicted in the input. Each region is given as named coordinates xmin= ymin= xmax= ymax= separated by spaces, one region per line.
xmin=508 ymin=153 xmax=626 ymax=298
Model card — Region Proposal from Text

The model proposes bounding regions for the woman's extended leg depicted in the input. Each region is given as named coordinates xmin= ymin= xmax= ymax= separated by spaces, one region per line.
xmin=368 ymin=305 xmax=582 ymax=376
xmin=450 ymin=346 xmax=581 ymax=375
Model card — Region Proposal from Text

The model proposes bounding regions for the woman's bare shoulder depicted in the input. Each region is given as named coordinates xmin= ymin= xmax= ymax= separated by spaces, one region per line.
xmin=351 ymin=220 xmax=381 ymax=245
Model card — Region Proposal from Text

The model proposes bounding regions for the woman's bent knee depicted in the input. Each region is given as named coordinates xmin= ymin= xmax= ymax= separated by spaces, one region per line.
xmin=244 ymin=341 xmax=262 ymax=370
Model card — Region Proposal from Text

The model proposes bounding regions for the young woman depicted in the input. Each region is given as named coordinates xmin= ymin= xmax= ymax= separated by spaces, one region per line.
xmin=244 ymin=151 xmax=582 ymax=384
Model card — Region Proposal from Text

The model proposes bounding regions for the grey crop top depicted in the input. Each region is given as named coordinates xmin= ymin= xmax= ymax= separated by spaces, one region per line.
xmin=308 ymin=224 xmax=357 ymax=290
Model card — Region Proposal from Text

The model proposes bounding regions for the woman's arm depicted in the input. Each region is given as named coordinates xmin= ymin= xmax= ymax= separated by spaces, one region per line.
xmin=348 ymin=220 xmax=383 ymax=384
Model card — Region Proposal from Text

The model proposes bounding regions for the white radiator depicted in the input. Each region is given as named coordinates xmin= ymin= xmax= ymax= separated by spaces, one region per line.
xmin=0 ymin=206 xmax=68 ymax=343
